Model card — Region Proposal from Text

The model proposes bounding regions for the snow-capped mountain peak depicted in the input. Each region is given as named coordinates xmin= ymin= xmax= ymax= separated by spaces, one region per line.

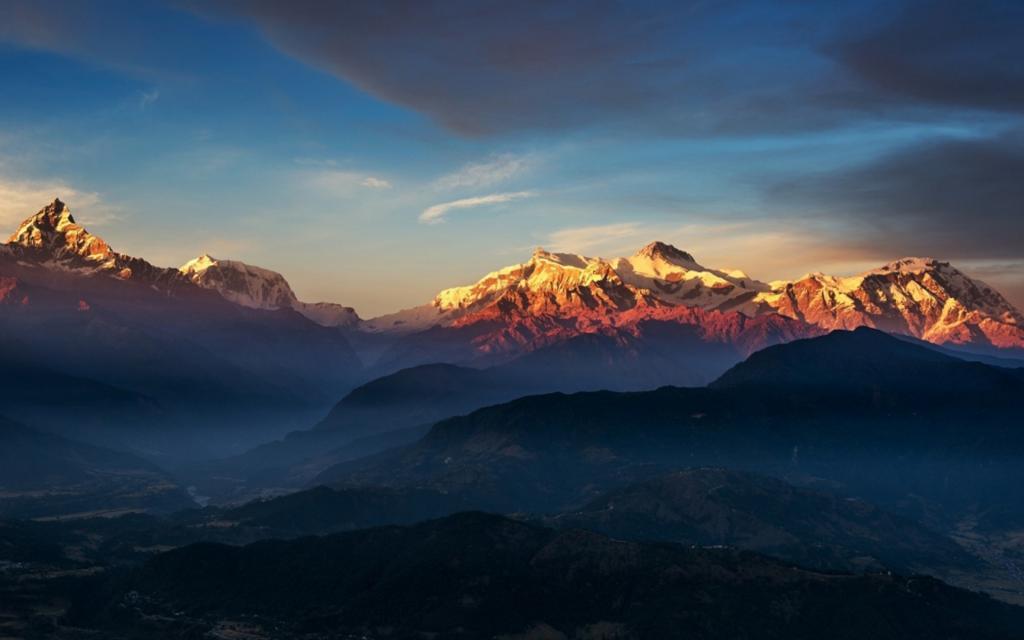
xmin=364 ymin=242 xmax=1024 ymax=352
xmin=430 ymin=248 xmax=617 ymax=312
xmin=8 ymin=198 xmax=75 ymax=242
xmin=3 ymin=199 xmax=361 ymax=328
xmin=871 ymin=256 xmax=944 ymax=275
xmin=180 ymin=254 xmax=360 ymax=328
xmin=633 ymin=241 xmax=699 ymax=267
xmin=369 ymin=242 xmax=767 ymax=335
xmin=8 ymin=198 xmax=118 ymax=269
xmin=179 ymin=253 xmax=217 ymax=273
xmin=180 ymin=254 xmax=297 ymax=310
xmin=5 ymin=199 xmax=182 ymax=284
xmin=760 ymin=257 xmax=1022 ymax=347
xmin=529 ymin=247 xmax=592 ymax=270
xmin=613 ymin=241 xmax=770 ymax=312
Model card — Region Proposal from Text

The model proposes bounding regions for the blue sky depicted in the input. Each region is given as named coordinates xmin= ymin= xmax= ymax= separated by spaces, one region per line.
xmin=1 ymin=0 xmax=1021 ymax=315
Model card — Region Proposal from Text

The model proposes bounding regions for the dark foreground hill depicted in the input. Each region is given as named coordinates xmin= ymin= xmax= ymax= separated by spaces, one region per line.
xmin=64 ymin=512 xmax=1024 ymax=640
xmin=0 ymin=470 xmax=976 ymax=577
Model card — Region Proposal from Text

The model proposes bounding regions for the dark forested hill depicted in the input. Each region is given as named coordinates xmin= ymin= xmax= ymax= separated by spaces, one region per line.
xmin=71 ymin=512 xmax=1024 ymax=640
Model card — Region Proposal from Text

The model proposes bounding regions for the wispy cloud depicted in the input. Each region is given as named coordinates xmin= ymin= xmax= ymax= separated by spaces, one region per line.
xmin=361 ymin=176 xmax=391 ymax=189
xmin=545 ymin=222 xmax=646 ymax=253
xmin=139 ymin=88 xmax=160 ymax=109
xmin=419 ymin=191 xmax=535 ymax=225
xmin=305 ymin=169 xmax=392 ymax=195
xmin=434 ymin=153 xmax=533 ymax=190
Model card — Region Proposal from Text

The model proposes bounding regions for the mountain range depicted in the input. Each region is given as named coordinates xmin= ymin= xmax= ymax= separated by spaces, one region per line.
xmin=11 ymin=200 xmax=1020 ymax=360
xmin=0 ymin=200 xmax=362 ymax=458
xmin=2 ymin=198 xmax=1023 ymax=464
xmin=3 ymin=317 xmax=1024 ymax=634
xmin=365 ymin=242 xmax=1024 ymax=367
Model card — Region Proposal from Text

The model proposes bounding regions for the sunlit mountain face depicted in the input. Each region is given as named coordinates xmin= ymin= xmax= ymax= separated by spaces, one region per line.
xmin=2 ymin=1 xmax=1024 ymax=638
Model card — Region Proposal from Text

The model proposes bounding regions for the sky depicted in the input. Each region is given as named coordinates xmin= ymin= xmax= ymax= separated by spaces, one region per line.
xmin=0 ymin=0 xmax=1021 ymax=316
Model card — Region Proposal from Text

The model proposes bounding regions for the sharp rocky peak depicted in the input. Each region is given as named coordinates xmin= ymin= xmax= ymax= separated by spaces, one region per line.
xmin=7 ymin=199 xmax=117 ymax=265
xmin=9 ymin=198 xmax=75 ymax=242
xmin=179 ymin=254 xmax=221 ymax=274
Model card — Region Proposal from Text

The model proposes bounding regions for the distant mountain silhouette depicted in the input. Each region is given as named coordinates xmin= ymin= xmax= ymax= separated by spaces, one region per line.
xmin=187 ymin=363 xmax=526 ymax=499
xmin=0 ymin=201 xmax=365 ymax=458
xmin=0 ymin=416 xmax=193 ymax=519
xmin=712 ymin=327 xmax=1024 ymax=402
xmin=322 ymin=330 xmax=1024 ymax=519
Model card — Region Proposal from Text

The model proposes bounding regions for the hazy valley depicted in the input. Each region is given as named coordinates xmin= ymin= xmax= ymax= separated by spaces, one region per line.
xmin=2 ymin=197 xmax=1023 ymax=639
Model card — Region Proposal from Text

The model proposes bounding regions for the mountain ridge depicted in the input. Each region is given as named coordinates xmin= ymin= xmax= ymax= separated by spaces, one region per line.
xmin=180 ymin=253 xmax=361 ymax=328
xmin=0 ymin=200 xmax=364 ymax=458
xmin=364 ymin=243 xmax=1023 ymax=356
xmin=7 ymin=200 xmax=1021 ymax=360
xmin=6 ymin=199 xmax=190 ymax=290
xmin=320 ymin=329 xmax=1024 ymax=515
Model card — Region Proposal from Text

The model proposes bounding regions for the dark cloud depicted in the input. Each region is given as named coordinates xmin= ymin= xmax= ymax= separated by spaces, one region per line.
xmin=768 ymin=131 xmax=1024 ymax=260
xmin=191 ymin=0 xmax=1024 ymax=136
xmin=0 ymin=0 xmax=229 ymax=80
xmin=7 ymin=0 xmax=1019 ymax=137
xmin=190 ymin=0 xmax=886 ymax=136
xmin=831 ymin=0 xmax=1024 ymax=114
xmin=192 ymin=0 xmax=707 ymax=136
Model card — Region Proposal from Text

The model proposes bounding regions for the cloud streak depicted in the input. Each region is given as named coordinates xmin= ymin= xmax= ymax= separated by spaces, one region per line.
xmin=545 ymin=222 xmax=645 ymax=254
xmin=361 ymin=176 xmax=391 ymax=189
xmin=419 ymin=191 xmax=535 ymax=224
xmin=139 ymin=89 xmax=160 ymax=109
xmin=434 ymin=153 xmax=532 ymax=190
xmin=305 ymin=169 xmax=393 ymax=195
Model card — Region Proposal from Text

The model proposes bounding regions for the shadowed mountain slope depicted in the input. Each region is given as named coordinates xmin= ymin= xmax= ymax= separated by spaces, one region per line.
xmin=0 ymin=416 xmax=193 ymax=519
xmin=542 ymin=468 xmax=976 ymax=574
xmin=319 ymin=329 xmax=1024 ymax=519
